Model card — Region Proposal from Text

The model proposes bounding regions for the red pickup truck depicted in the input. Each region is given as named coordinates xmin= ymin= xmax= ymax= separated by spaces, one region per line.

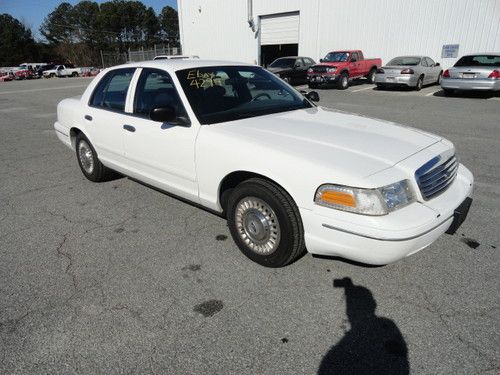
xmin=307 ymin=50 xmax=382 ymax=89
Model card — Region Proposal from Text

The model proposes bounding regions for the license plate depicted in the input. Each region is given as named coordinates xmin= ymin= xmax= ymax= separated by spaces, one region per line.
xmin=462 ymin=73 xmax=476 ymax=79
xmin=386 ymin=77 xmax=395 ymax=82
xmin=446 ymin=197 xmax=472 ymax=235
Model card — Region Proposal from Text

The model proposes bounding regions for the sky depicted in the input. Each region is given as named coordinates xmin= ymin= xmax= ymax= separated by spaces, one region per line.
xmin=0 ymin=0 xmax=178 ymax=41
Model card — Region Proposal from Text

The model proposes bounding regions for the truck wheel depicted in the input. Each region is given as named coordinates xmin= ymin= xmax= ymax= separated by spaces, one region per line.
xmin=227 ymin=178 xmax=305 ymax=267
xmin=415 ymin=75 xmax=424 ymax=91
xmin=50 ymin=73 xmax=55 ymax=78
xmin=71 ymin=72 xmax=79 ymax=77
xmin=337 ymin=72 xmax=349 ymax=90
xmin=75 ymin=133 xmax=111 ymax=182
xmin=366 ymin=68 xmax=377 ymax=84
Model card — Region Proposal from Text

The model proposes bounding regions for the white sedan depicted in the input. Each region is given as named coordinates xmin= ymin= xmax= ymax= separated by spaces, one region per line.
xmin=54 ymin=60 xmax=473 ymax=267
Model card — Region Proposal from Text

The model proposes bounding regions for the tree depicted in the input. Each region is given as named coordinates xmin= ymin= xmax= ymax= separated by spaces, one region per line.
xmin=40 ymin=3 xmax=74 ymax=44
xmin=143 ymin=7 xmax=160 ymax=45
xmin=159 ymin=6 xmax=179 ymax=45
xmin=0 ymin=14 xmax=39 ymax=65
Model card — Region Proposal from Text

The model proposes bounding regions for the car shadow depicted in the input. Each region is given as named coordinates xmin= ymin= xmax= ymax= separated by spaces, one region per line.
xmin=311 ymin=254 xmax=384 ymax=268
xmin=314 ymin=78 xmax=372 ymax=90
xmin=433 ymin=89 xmax=497 ymax=99
xmin=318 ymin=277 xmax=409 ymax=375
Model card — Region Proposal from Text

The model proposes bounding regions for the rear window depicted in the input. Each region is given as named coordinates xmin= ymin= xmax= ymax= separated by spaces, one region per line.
xmin=387 ymin=57 xmax=421 ymax=66
xmin=455 ymin=55 xmax=500 ymax=67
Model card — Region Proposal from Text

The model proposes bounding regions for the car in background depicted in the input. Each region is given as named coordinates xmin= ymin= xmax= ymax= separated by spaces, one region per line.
xmin=81 ymin=67 xmax=101 ymax=77
xmin=375 ymin=56 xmax=443 ymax=91
xmin=43 ymin=64 xmax=82 ymax=78
xmin=440 ymin=53 xmax=500 ymax=95
xmin=14 ymin=69 xmax=35 ymax=80
xmin=0 ymin=72 xmax=13 ymax=82
xmin=266 ymin=56 xmax=315 ymax=85
xmin=153 ymin=55 xmax=199 ymax=60
xmin=36 ymin=64 xmax=56 ymax=78
xmin=307 ymin=50 xmax=381 ymax=89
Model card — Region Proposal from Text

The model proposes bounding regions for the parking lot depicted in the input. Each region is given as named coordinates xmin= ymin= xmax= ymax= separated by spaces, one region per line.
xmin=0 ymin=77 xmax=499 ymax=374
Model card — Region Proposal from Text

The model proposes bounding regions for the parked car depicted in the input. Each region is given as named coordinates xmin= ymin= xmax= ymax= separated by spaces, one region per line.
xmin=14 ymin=69 xmax=35 ymax=80
xmin=307 ymin=50 xmax=382 ymax=89
xmin=267 ymin=56 xmax=316 ymax=85
xmin=154 ymin=55 xmax=199 ymax=60
xmin=81 ymin=67 xmax=101 ymax=77
xmin=441 ymin=53 xmax=500 ymax=95
xmin=43 ymin=64 xmax=82 ymax=78
xmin=0 ymin=72 xmax=13 ymax=82
xmin=36 ymin=64 xmax=56 ymax=78
xmin=375 ymin=56 xmax=442 ymax=90
xmin=54 ymin=60 xmax=473 ymax=267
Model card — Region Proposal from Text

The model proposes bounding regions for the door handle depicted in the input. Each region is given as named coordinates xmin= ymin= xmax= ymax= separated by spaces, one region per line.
xmin=84 ymin=115 xmax=92 ymax=121
xmin=123 ymin=124 xmax=136 ymax=132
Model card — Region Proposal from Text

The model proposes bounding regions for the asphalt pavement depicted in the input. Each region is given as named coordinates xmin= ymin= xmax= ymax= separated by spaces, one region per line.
xmin=0 ymin=77 xmax=499 ymax=374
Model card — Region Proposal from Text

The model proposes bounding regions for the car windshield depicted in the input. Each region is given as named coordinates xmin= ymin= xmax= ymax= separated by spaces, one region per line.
xmin=176 ymin=66 xmax=312 ymax=125
xmin=323 ymin=52 xmax=350 ymax=62
xmin=387 ymin=57 xmax=421 ymax=66
xmin=455 ymin=55 xmax=500 ymax=67
xmin=269 ymin=58 xmax=295 ymax=69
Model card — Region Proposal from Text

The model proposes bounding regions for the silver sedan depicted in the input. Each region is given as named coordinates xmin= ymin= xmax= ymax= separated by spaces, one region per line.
xmin=440 ymin=53 xmax=500 ymax=95
xmin=375 ymin=56 xmax=443 ymax=91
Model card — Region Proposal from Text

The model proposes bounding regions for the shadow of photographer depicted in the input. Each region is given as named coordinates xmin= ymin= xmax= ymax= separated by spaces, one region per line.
xmin=318 ymin=277 xmax=409 ymax=375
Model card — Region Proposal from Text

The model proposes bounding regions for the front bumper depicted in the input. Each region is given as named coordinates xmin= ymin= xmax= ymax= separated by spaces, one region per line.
xmin=375 ymin=74 xmax=418 ymax=87
xmin=301 ymin=164 xmax=473 ymax=265
xmin=307 ymin=74 xmax=339 ymax=84
xmin=441 ymin=78 xmax=500 ymax=91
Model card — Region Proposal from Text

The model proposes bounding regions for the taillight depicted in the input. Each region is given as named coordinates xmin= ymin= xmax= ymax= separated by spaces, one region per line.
xmin=400 ymin=68 xmax=414 ymax=74
xmin=376 ymin=68 xmax=384 ymax=74
xmin=488 ymin=70 xmax=500 ymax=79
xmin=442 ymin=69 xmax=450 ymax=78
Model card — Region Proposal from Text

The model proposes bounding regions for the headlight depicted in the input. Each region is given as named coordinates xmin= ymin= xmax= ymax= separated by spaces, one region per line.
xmin=314 ymin=180 xmax=414 ymax=215
xmin=307 ymin=68 xmax=313 ymax=73
xmin=326 ymin=67 xmax=337 ymax=73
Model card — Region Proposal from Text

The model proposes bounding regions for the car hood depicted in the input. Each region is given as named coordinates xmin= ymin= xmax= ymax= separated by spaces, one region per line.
xmin=216 ymin=106 xmax=441 ymax=178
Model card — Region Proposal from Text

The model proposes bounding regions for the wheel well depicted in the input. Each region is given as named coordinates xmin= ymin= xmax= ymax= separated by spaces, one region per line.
xmin=218 ymin=171 xmax=288 ymax=214
xmin=69 ymin=127 xmax=82 ymax=149
xmin=340 ymin=69 xmax=349 ymax=76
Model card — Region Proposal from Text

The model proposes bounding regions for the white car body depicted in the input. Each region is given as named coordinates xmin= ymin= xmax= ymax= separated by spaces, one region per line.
xmin=44 ymin=65 xmax=82 ymax=77
xmin=54 ymin=60 xmax=473 ymax=265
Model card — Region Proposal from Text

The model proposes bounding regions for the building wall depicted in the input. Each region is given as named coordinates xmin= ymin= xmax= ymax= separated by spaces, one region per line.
xmin=178 ymin=0 xmax=500 ymax=68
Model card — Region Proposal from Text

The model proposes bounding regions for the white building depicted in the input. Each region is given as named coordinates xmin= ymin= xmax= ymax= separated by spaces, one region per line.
xmin=178 ymin=0 xmax=500 ymax=68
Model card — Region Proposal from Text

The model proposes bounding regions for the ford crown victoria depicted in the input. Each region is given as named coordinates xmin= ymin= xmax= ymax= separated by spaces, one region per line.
xmin=54 ymin=60 xmax=473 ymax=267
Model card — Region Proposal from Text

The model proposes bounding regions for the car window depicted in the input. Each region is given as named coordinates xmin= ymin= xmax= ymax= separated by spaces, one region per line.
xmin=351 ymin=52 xmax=359 ymax=62
xmin=387 ymin=57 xmax=421 ymax=66
xmin=455 ymin=55 xmax=500 ymax=67
xmin=304 ymin=58 xmax=315 ymax=65
xmin=323 ymin=52 xmax=350 ymax=62
xmin=421 ymin=58 xmax=429 ymax=67
xmin=269 ymin=58 xmax=295 ymax=69
xmin=133 ymin=68 xmax=188 ymax=119
xmin=426 ymin=57 xmax=435 ymax=66
xmin=295 ymin=59 xmax=304 ymax=67
xmin=176 ymin=65 xmax=311 ymax=125
xmin=89 ymin=68 xmax=135 ymax=112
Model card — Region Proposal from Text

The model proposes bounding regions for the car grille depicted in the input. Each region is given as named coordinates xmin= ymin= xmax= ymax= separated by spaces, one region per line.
xmin=415 ymin=155 xmax=459 ymax=200
xmin=312 ymin=66 xmax=327 ymax=73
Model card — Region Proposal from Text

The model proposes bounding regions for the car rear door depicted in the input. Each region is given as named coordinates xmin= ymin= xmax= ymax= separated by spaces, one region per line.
xmin=121 ymin=68 xmax=199 ymax=202
xmin=84 ymin=67 xmax=136 ymax=169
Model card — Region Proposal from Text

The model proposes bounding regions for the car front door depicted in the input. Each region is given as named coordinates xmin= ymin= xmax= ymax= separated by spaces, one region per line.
xmin=425 ymin=57 xmax=438 ymax=82
xmin=122 ymin=68 xmax=199 ymax=202
xmin=84 ymin=67 xmax=136 ymax=169
xmin=350 ymin=52 xmax=360 ymax=77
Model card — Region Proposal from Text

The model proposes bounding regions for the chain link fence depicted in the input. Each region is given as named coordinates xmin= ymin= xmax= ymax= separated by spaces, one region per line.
xmin=100 ymin=45 xmax=182 ymax=68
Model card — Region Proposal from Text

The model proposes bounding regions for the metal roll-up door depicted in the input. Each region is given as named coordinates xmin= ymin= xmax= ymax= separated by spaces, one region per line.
xmin=260 ymin=12 xmax=299 ymax=46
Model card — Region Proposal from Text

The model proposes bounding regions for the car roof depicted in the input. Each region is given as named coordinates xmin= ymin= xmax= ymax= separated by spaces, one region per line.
xmin=110 ymin=59 xmax=254 ymax=72
xmin=461 ymin=52 xmax=500 ymax=56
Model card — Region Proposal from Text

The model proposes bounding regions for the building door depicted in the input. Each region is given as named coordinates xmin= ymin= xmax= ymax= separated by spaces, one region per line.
xmin=259 ymin=12 xmax=299 ymax=67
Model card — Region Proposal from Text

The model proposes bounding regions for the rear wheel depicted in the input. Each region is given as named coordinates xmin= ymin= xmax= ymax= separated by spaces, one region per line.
xmin=415 ymin=75 xmax=424 ymax=91
xmin=75 ymin=133 xmax=111 ymax=182
xmin=71 ymin=72 xmax=79 ymax=77
xmin=226 ymin=178 xmax=305 ymax=267
xmin=337 ymin=72 xmax=349 ymax=90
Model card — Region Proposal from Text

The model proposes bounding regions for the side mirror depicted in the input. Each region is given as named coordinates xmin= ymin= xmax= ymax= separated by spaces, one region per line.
xmin=435 ymin=62 xmax=440 ymax=67
xmin=294 ymin=63 xmax=300 ymax=69
xmin=305 ymin=91 xmax=320 ymax=102
xmin=319 ymin=58 xmax=324 ymax=63
xmin=150 ymin=105 xmax=190 ymax=126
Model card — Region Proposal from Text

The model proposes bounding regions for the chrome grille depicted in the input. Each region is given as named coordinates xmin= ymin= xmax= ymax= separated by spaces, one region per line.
xmin=415 ymin=155 xmax=459 ymax=200
xmin=312 ymin=66 xmax=327 ymax=73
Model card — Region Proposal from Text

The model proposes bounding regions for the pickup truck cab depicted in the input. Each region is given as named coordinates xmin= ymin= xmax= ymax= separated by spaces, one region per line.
xmin=54 ymin=60 xmax=473 ymax=268
xmin=308 ymin=50 xmax=382 ymax=89
xmin=44 ymin=64 xmax=82 ymax=78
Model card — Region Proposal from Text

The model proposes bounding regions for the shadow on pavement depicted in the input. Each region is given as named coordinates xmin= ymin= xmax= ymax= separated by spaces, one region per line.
xmin=318 ymin=277 xmax=409 ymax=375
xmin=433 ymin=89 xmax=498 ymax=99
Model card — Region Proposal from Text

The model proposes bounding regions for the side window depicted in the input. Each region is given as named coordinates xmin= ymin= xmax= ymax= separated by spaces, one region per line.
xmin=133 ymin=68 xmax=188 ymax=119
xmin=426 ymin=57 xmax=435 ymax=66
xmin=295 ymin=59 xmax=304 ymax=67
xmin=90 ymin=68 xmax=135 ymax=112
xmin=351 ymin=52 xmax=359 ymax=62
xmin=305 ymin=58 xmax=314 ymax=65
xmin=421 ymin=58 xmax=429 ymax=67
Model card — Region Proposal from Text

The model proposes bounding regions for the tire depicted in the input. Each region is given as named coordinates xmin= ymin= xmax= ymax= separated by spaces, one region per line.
xmin=437 ymin=72 xmax=443 ymax=85
xmin=50 ymin=73 xmax=55 ymax=78
xmin=71 ymin=72 xmax=79 ymax=77
xmin=308 ymin=83 xmax=318 ymax=89
xmin=366 ymin=68 xmax=377 ymax=84
xmin=337 ymin=72 xmax=349 ymax=90
xmin=443 ymin=88 xmax=454 ymax=96
xmin=75 ymin=133 xmax=111 ymax=182
xmin=226 ymin=178 xmax=305 ymax=267
xmin=415 ymin=75 xmax=424 ymax=91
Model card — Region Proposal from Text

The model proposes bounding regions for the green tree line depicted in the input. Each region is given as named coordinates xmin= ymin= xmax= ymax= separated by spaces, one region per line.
xmin=0 ymin=0 xmax=179 ymax=67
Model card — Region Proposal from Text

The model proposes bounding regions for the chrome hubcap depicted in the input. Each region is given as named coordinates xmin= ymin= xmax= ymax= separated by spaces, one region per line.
xmin=78 ymin=140 xmax=94 ymax=174
xmin=342 ymin=76 xmax=348 ymax=87
xmin=235 ymin=197 xmax=280 ymax=255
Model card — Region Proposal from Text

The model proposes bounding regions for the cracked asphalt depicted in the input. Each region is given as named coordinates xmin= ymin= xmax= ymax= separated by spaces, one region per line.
xmin=0 ymin=77 xmax=499 ymax=374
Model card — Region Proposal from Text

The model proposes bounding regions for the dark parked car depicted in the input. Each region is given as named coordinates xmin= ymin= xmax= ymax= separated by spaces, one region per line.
xmin=266 ymin=56 xmax=315 ymax=85
xmin=36 ymin=64 xmax=56 ymax=78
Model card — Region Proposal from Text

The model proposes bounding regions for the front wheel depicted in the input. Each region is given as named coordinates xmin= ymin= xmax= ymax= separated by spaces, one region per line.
xmin=71 ymin=72 xmax=79 ymax=77
xmin=366 ymin=68 xmax=377 ymax=84
xmin=227 ymin=178 xmax=305 ymax=267
xmin=337 ymin=72 xmax=349 ymax=90
xmin=437 ymin=72 xmax=443 ymax=85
